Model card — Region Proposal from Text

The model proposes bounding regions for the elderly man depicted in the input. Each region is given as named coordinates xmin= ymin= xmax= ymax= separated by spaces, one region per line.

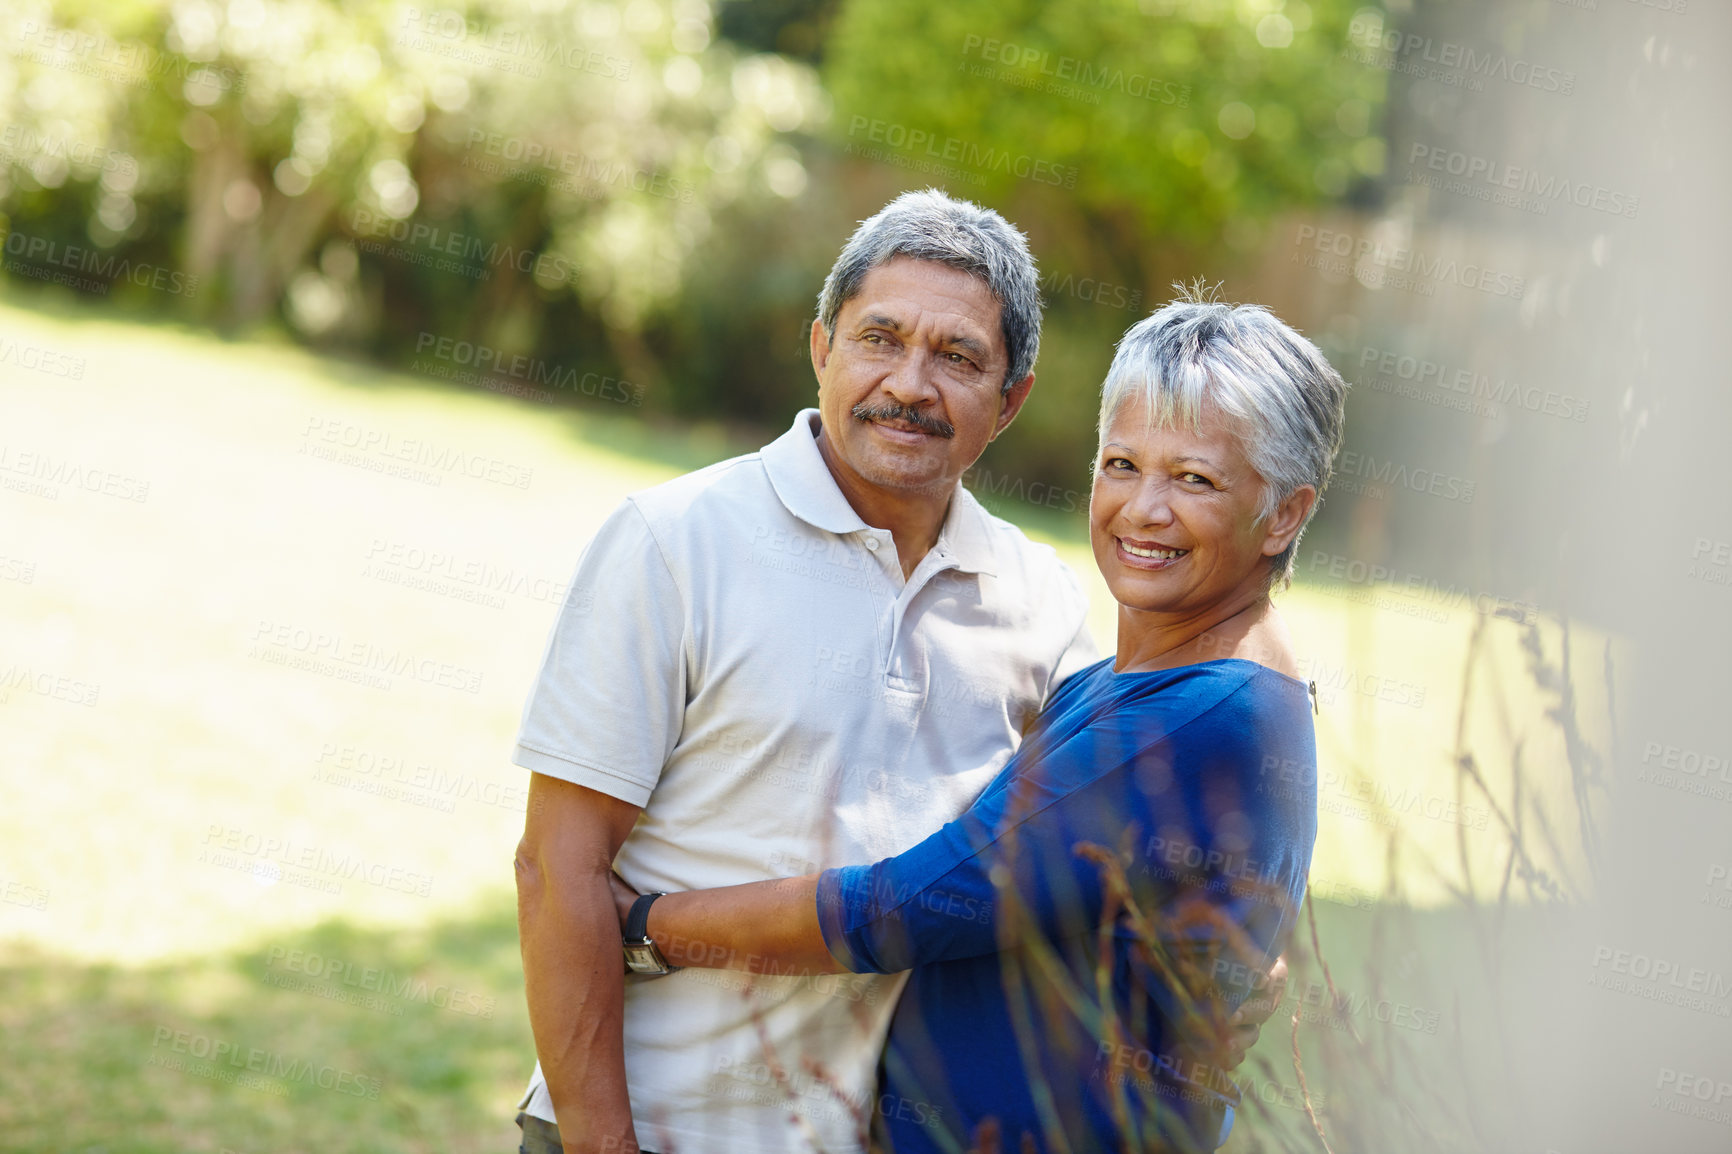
xmin=511 ymin=189 xmax=1276 ymax=1154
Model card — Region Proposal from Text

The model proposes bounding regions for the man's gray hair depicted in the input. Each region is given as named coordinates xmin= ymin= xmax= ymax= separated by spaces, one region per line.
xmin=1096 ymin=287 xmax=1348 ymax=589
xmin=817 ymin=189 xmax=1042 ymax=392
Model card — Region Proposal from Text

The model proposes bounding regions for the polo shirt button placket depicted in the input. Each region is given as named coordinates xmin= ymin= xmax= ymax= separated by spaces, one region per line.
xmin=864 ymin=531 xmax=897 ymax=677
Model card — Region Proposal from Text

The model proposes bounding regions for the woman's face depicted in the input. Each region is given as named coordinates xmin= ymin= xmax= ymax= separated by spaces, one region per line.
xmin=1090 ymin=394 xmax=1308 ymax=620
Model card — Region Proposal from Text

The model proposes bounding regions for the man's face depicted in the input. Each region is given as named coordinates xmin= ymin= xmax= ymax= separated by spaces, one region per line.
xmin=812 ymin=257 xmax=1033 ymax=498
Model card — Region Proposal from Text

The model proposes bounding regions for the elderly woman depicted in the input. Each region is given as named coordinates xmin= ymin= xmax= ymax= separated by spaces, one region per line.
xmin=613 ymin=292 xmax=1347 ymax=1153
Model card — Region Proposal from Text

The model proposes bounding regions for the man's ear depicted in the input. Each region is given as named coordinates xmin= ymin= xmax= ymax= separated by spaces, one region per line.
xmin=992 ymin=371 xmax=1036 ymax=440
xmin=809 ymin=319 xmax=832 ymax=384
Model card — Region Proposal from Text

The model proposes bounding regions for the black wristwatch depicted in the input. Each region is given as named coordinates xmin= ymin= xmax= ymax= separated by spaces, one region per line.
xmin=622 ymin=891 xmax=678 ymax=976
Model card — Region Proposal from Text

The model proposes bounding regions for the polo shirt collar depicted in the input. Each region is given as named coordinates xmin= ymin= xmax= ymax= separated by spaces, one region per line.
xmin=934 ymin=485 xmax=999 ymax=578
xmin=762 ymin=409 xmax=1000 ymax=577
xmin=762 ymin=409 xmax=871 ymax=535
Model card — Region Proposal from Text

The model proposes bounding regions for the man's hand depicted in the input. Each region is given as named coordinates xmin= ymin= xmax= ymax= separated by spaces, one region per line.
xmin=1224 ymin=953 xmax=1288 ymax=1068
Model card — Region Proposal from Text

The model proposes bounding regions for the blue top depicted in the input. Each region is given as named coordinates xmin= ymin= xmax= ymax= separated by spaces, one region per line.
xmin=815 ymin=658 xmax=1318 ymax=1154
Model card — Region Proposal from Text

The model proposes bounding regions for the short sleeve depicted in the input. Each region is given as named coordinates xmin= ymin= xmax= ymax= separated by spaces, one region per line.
xmin=512 ymin=500 xmax=687 ymax=808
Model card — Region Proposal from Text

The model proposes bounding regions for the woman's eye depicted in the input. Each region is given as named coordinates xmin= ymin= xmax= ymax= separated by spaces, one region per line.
xmin=1103 ymin=457 xmax=1134 ymax=471
xmin=1180 ymin=472 xmax=1213 ymax=486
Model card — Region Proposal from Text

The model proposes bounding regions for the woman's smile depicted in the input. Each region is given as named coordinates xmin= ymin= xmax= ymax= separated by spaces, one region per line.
xmin=1116 ymin=537 xmax=1189 ymax=565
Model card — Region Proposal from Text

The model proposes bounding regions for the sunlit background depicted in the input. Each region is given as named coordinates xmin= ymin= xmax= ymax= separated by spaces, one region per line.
xmin=0 ymin=0 xmax=1727 ymax=1150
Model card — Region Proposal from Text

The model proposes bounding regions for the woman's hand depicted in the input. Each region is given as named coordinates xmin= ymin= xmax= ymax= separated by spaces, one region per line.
xmin=608 ymin=871 xmax=639 ymax=930
xmin=1225 ymin=953 xmax=1288 ymax=1067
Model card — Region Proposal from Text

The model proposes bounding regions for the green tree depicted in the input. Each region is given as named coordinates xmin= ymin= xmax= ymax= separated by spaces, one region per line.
xmin=825 ymin=0 xmax=1385 ymax=281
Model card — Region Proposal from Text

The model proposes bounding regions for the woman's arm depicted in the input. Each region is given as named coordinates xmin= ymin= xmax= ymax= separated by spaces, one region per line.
xmin=813 ymin=672 xmax=1317 ymax=984
xmin=612 ymin=872 xmax=845 ymax=974
xmin=606 ymin=708 xmax=1236 ymax=981
xmin=610 ymin=674 xmax=1312 ymax=990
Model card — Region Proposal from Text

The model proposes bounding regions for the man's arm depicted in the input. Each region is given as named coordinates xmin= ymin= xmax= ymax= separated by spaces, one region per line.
xmin=516 ymin=773 xmax=643 ymax=1154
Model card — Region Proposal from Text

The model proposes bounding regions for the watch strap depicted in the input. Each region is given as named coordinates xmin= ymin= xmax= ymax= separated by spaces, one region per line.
xmin=625 ymin=891 xmax=667 ymax=942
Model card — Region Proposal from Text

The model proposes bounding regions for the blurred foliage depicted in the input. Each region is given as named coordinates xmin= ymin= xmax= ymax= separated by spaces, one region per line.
xmin=823 ymin=0 xmax=1386 ymax=254
xmin=0 ymin=0 xmax=1386 ymax=483
xmin=714 ymin=0 xmax=840 ymax=63
xmin=0 ymin=0 xmax=823 ymax=375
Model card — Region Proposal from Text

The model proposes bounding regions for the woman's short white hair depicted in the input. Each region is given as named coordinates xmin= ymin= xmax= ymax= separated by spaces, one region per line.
xmin=1097 ymin=286 xmax=1348 ymax=589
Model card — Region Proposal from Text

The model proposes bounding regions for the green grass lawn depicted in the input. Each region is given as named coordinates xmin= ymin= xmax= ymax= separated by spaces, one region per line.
xmin=0 ymin=294 xmax=1611 ymax=1151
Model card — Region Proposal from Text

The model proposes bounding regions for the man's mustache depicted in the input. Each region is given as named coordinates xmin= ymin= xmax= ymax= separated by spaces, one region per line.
xmin=851 ymin=402 xmax=955 ymax=439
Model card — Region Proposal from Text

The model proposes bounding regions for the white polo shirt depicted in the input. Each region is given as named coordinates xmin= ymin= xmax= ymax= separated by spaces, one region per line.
xmin=514 ymin=408 xmax=1097 ymax=1153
